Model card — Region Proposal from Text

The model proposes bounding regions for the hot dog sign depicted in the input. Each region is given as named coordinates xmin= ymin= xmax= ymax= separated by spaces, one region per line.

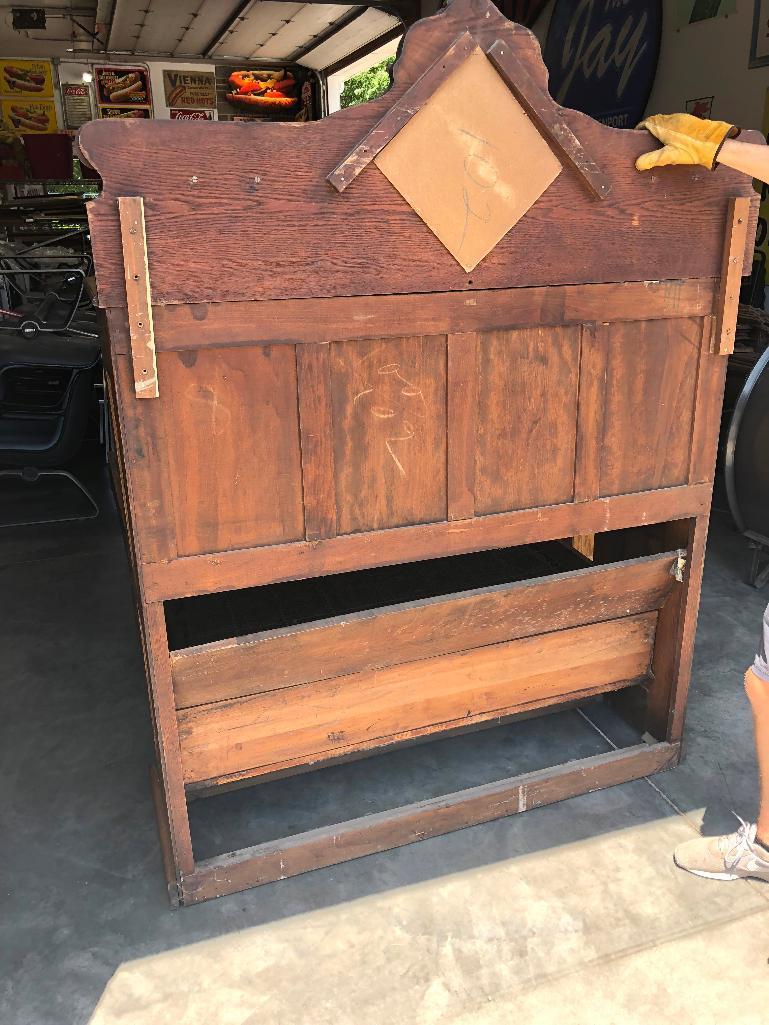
xmin=94 ymin=66 xmax=152 ymax=110
xmin=0 ymin=60 xmax=53 ymax=98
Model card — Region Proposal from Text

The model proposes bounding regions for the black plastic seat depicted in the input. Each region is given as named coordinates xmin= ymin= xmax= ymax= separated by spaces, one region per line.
xmin=0 ymin=334 xmax=101 ymax=525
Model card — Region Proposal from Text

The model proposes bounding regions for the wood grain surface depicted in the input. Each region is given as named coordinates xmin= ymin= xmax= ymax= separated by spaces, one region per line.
xmin=170 ymin=552 xmax=676 ymax=709
xmin=177 ymin=612 xmax=657 ymax=783
xmin=80 ymin=0 xmax=759 ymax=308
xmin=128 ymin=278 xmax=716 ymax=355
xmin=181 ymin=741 xmax=680 ymax=902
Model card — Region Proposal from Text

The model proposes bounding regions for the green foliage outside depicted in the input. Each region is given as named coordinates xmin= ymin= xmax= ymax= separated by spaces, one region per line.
xmin=340 ymin=56 xmax=396 ymax=109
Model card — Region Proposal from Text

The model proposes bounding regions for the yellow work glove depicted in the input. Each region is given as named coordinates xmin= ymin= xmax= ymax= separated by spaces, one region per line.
xmin=636 ymin=113 xmax=739 ymax=171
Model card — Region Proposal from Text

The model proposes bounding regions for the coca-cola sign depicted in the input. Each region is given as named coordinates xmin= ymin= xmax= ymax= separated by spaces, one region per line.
xmin=170 ymin=108 xmax=213 ymax=120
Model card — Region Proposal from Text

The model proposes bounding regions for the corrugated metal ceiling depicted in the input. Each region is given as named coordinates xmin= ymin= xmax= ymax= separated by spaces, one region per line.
xmin=0 ymin=1 xmax=403 ymax=69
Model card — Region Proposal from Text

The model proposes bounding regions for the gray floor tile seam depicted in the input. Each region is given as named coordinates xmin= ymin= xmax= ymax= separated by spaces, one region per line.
xmin=575 ymin=708 xmax=704 ymax=830
xmin=440 ymin=901 xmax=769 ymax=1025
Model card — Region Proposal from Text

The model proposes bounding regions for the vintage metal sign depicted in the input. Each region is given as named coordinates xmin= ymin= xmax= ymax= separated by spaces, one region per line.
xmin=543 ymin=0 xmax=662 ymax=129
xmin=163 ymin=70 xmax=216 ymax=110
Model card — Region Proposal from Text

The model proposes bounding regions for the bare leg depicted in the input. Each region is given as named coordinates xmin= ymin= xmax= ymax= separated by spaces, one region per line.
xmin=744 ymin=668 xmax=769 ymax=846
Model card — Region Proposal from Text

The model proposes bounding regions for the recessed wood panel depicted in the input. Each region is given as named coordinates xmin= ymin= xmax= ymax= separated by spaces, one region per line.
xmin=600 ymin=318 xmax=701 ymax=497
xmin=329 ymin=335 xmax=447 ymax=534
xmin=475 ymin=326 xmax=580 ymax=514
xmin=171 ymin=552 xmax=676 ymax=709
xmin=177 ymin=612 xmax=657 ymax=784
xmin=161 ymin=345 xmax=304 ymax=557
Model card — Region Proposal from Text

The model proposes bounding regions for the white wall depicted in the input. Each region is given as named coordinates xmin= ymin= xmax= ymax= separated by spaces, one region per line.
xmin=646 ymin=4 xmax=769 ymax=130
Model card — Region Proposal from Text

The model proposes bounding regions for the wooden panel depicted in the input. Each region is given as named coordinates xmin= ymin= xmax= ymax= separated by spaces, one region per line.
xmin=171 ymin=552 xmax=677 ymax=709
xmin=111 ymin=342 xmax=177 ymax=564
xmin=296 ymin=343 xmax=337 ymax=541
xmin=160 ymin=345 xmax=305 ymax=557
xmin=447 ymin=331 xmax=478 ymax=520
xmin=181 ymin=741 xmax=680 ymax=902
xmin=177 ymin=612 xmax=657 ymax=783
xmin=574 ymin=323 xmax=608 ymax=503
xmin=329 ymin=334 xmax=447 ymax=534
xmin=134 ymin=279 xmax=717 ymax=355
xmin=143 ymin=483 xmax=712 ymax=601
xmin=599 ymin=318 xmax=701 ymax=497
xmin=475 ymin=326 xmax=580 ymax=514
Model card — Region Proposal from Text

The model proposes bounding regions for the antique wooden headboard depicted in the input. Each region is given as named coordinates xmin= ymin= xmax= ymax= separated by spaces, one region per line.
xmin=81 ymin=0 xmax=759 ymax=904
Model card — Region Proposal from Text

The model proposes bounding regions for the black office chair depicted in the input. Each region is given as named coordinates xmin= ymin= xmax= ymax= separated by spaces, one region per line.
xmin=725 ymin=345 xmax=769 ymax=588
xmin=0 ymin=334 xmax=101 ymax=527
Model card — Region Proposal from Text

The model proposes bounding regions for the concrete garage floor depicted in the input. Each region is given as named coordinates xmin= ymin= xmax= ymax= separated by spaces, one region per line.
xmin=2 ymin=454 xmax=769 ymax=1025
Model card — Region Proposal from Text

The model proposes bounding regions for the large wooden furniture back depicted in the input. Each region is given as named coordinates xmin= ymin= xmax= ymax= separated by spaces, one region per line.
xmin=82 ymin=0 xmax=761 ymax=813
xmin=82 ymin=0 xmax=757 ymax=612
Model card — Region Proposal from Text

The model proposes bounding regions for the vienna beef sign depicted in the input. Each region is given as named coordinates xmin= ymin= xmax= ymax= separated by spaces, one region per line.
xmin=543 ymin=0 xmax=662 ymax=129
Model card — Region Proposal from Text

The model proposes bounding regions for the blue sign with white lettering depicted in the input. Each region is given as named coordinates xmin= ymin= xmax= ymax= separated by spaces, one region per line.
xmin=543 ymin=0 xmax=662 ymax=129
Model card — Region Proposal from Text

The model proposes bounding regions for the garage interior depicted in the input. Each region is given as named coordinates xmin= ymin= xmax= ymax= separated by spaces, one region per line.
xmin=3 ymin=2 xmax=769 ymax=1024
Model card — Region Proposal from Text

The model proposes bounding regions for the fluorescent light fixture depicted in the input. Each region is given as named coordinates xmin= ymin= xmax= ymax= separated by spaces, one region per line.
xmin=82 ymin=71 xmax=93 ymax=83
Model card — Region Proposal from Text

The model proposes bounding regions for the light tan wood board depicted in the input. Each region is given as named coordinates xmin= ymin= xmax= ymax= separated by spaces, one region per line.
xmin=374 ymin=46 xmax=562 ymax=272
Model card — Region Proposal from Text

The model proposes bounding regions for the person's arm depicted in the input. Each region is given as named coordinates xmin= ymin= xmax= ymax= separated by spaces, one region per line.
xmin=716 ymin=138 xmax=769 ymax=185
xmin=636 ymin=113 xmax=769 ymax=185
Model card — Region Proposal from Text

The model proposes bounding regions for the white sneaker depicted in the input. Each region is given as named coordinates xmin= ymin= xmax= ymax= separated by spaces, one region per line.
xmin=674 ymin=815 xmax=769 ymax=882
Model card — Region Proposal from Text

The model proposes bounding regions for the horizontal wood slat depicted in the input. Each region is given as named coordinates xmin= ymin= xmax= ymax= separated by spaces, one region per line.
xmin=180 ymin=739 xmax=680 ymax=902
xmin=107 ymin=279 xmax=718 ymax=355
xmin=171 ymin=552 xmax=677 ymax=711
xmin=144 ymin=483 xmax=711 ymax=601
xmin=177 ymin=612 xmax=657 ymax=784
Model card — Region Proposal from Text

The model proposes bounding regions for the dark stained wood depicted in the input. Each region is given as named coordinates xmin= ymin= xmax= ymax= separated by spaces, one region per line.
xmin=110 ymin=339 xmax=178 ymax=565
xmin=143 ymin=483 xmax=712 ymax=602
xmin=129 ymin=279 xmax=717 ymax=356
xmin=447 ymin=332 xmax=478 ymax=520
xmin=329 ymin=334 xmax=447 ymax=534
xmin=180 ymin=741 xmax=680 ymax=902
xmin=327 ymin=30 xmax=478 ymax=193
xmin=171 ymin=552 xmax=677 ymax=709
xmin=599 ymin=318 xmax=701 ymax=497
xmin=79 ymin=0 xmax=759 ymax=308
xmin=574 ymin=322 xmax=608 ymax=503
xmin=296 ymin=343 xmax=337 ymax=541
xmin=150 ymin=764 xmax=181 ymax=907
xmin=160 ymin=344 xmax=305 ymax=557
xmin=86 ymin=0 xmax=744 ymax=904
xmin=485 ymin=38 xmax=611 ymax=200
xmin=475 ymin=326 xmax=580 ymax=514
xmin=714 ymin=197 xmax=751 ymax=355
xmin=139 ymin=602 xmax=195 ymax=876
xmin=177 ymin=612 xmax=657 ymax=784
xmin=647 ymin=517 xmax=710 ymax=742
